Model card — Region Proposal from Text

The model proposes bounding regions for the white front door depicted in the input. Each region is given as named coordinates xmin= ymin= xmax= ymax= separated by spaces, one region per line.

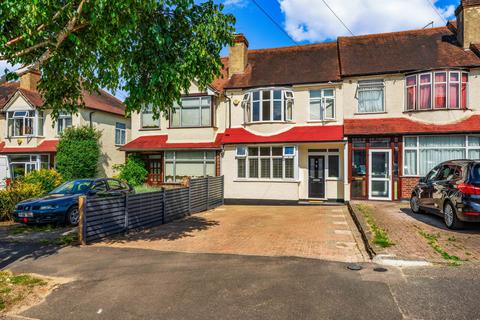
xmin=368 ymin=149 xmax=392 ymax=200
xmin=0 ymin=156 xmax=10 ymax=189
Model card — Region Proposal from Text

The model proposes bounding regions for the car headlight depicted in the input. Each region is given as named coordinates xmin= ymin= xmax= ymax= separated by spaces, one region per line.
xmin=39 ymin=205 xmax=58 ymax=210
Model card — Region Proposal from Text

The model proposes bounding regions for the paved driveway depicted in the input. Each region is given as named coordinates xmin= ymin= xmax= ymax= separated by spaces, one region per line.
xmin=100 ymin=205 xmax=367 ymax=263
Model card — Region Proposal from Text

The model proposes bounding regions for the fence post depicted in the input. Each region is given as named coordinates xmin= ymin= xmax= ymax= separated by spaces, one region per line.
xmin=162 ymin=188 xmax=166 ymax=224
xmin=188 ymin=181 xmax=192 ymax=215
xmin=124 ymin=194 xmax=129 ymax=234
xmin=78 ymin=196 xmax=87 ymax=245
xmin=206 ymin=177 xmax=210 ymax=210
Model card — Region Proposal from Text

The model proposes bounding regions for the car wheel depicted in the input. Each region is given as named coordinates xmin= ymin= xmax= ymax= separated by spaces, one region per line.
xmin=444 ymin=202 xmax=462 ymax=230
xmin=66 ymin=206 xmax=80 ymax=226
xmin=410 ymin=194 xmax=422 ymax=214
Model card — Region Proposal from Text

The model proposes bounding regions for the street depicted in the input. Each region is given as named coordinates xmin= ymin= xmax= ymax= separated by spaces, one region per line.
xmin=2 ymin=242 xmax=480 ymax=320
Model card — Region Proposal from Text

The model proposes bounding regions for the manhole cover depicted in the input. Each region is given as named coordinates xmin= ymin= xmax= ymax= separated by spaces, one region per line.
xmin=347 ymin=264 xmax=362 ymax=271
xmin=373 ymin=267 xmax=388 ymax=272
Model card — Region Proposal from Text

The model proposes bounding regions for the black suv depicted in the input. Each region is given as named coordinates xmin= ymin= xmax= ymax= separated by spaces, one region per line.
xmin=410 ymin=160 xmax=480 ymax=229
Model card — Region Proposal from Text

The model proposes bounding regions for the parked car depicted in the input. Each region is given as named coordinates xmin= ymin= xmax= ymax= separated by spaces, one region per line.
xmin=13 ymin=178 xmax=134 ymax=226
xmin=410 ymin=160 xmax=480 ymax=229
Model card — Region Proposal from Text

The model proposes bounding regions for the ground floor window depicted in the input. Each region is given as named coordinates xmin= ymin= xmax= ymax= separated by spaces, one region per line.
xmin=164 ymin=151 xmax=215 ymax=183
xmin=403 ymin=135 xmax=480 ymax=176
xmin=8 ymin=154 xmax=50 ymax=178
xmin=236 ymin=145 xmax=297 ymax=180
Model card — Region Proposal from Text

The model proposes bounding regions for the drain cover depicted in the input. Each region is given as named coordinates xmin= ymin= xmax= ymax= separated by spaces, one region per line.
xmin=373 ymin=267 xmax=388 ymax=272
xmin=347 ymin=264 xmax=362 ymax=271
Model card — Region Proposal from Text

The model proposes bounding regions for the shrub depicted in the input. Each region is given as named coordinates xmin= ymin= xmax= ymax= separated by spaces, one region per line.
xmin=116 ymin=155 xmax=148 ymax=187
xmin=18 ymin=169 xmax=63 ymax=194
xmin=0 ymin=183 xmax=43 ymax=221
xmin=56 ymin=126 xmax=101 ymax=181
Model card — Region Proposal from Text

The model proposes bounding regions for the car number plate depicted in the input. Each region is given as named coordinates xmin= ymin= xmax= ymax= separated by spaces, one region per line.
xmin=18 ymin=212 xmax=33 ymax=218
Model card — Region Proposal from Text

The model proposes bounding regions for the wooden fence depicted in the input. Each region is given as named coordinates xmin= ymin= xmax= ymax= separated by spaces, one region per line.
xmin=78 ymin=176 xmax=224 ymax=244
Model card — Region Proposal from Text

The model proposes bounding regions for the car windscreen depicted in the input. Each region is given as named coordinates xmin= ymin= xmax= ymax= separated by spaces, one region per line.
xmin=470 ymin=164 xmax=480 ymax=184
xmin=49 ymin=180 xmax=93 ymax=195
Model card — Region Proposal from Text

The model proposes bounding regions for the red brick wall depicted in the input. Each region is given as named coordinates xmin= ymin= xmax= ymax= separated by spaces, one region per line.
xmin=215 ymin=150 xmax=221 ymax=176
xmin=400 ymin=176 xmax=419 ymax=199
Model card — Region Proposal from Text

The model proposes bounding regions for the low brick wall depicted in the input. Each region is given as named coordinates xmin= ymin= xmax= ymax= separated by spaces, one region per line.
xmin=400 ymin=176 xmax=419 ymax=199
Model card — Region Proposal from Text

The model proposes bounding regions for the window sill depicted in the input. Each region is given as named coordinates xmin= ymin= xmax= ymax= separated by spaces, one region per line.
xmin=234 ymin=179 xmax=300 ymax=183
xmin=139 ymin=128 xmax=161 ymax=131
xmin=353 ymin=111 xmax=387 ymax=115
xmin=403 ymin=108 xmax=471 ymax=114
xmin=306 ymin=120 xmax=337 ymax=123
xmin=168 ymin=126 xmax=214 ymax=129
xmin=115 ymin=144 xmax=125 ymax=147
xmin=243 ymin=121 xmax=296 ymax=125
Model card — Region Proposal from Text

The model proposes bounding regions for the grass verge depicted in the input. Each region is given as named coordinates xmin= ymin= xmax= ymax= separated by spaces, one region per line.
xmin=0 ymin=270 xmax=47 ymax=313
xmin=9 ymin=224 xmax=56 ymax=235
xmin=354 ymin=204 xmax=395 ymax=248
xmin=416 ymin=227 xmax=463 ymax=266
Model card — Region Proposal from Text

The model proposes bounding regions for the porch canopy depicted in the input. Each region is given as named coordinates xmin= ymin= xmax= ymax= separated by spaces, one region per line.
xmin=121 ymin=134 xmax=224 ymax=151
xmin=0 ymin=140 xmax=58 ymax=154
xmin=344 ymin=116 xmax=480 ymax=136
xmin=221 ymin=125 xmax=344 ymax=144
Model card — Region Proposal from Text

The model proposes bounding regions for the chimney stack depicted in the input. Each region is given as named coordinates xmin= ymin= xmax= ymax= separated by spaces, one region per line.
xmin=228 ymin=34 xmax=249 ymax=77
xmin=19 ymin=69 xmax=41 ymax=91
xmin=455 ymin=0 xmax=480 ymax=49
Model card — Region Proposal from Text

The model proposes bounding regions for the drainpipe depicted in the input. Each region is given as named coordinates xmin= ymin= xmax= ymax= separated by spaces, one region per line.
xmin=88 ymin=111 xmax=96 ymax=128
xmin=224 ymin=94 xmax=232 ymax=128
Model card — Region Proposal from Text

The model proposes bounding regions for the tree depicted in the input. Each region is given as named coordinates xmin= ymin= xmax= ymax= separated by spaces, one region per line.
xmin=0 ymin=1 xmax=235 ymax=120
xmin=116 ymin=154 xmax=148 ymax=187
xmin=56 ymin=126 xmax=101 ymax=180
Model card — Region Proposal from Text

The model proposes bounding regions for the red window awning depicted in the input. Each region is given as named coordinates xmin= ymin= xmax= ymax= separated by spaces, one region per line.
xmin=344 ymin=116 xmax=480 ymax=136
xmin=121 ymin=134 xmax=224 ymax=151
xmin=0 ymin=140 xmax=58 ymax=154
xmin=221 ymin=125 xmax=344 ymax=144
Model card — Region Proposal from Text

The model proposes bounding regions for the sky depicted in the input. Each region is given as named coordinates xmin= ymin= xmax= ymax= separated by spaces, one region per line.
xmin=0 ymin=0 xmax=461 ymax=100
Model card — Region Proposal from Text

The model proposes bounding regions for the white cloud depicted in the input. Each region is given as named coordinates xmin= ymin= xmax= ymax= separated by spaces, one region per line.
xmin=279 ymin=0 xmax=455 ymax=42
xmin=223 ymin=0 xmax=248 ymax=7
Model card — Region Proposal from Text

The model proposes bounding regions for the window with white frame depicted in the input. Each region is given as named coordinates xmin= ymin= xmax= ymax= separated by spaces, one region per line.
xmin=356 ymin=79 xmax=385 ymax=113
xmin=57 ymin=112 xmax=72 ymax=135
xmin=171 ymin=96 xmax=212 ymax=128
xmin=403 ymin=135 xmax=480 ymax=176
xmin=140 ymin=105 xmax=160 ymax=129
xmin=236 ymin=146 xmax=297 ymax=180
xmin=6 ymin=110 xmax=43 ymax=137
xmin=115 ymin=122 xmax=126 ymax=145
xmin=405 ymin=70 xmax=468 ymax=111
xmin=164 ymin=151 xmax=215 ymax=182
xmin=8 ymin=154 xmax=50 ymax=179
xmin=241 ymin=88 xmax=294 ymax=123
xmin=309 ymin=89 xmax=335 ymax=121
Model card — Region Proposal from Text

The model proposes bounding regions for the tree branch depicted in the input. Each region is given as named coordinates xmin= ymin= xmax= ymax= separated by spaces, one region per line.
xmin=0 ymin=40 xmax=51 ymax=60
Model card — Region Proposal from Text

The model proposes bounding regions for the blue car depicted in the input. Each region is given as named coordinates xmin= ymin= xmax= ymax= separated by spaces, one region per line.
xmin=13 ymin=178 xmax=134 ymax=226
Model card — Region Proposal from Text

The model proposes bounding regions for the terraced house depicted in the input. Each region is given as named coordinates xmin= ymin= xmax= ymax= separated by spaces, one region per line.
xmin=122 ymin=0 xmax=480 ymax=203
xmin=0 ymin=69 xmax=130 ymax=184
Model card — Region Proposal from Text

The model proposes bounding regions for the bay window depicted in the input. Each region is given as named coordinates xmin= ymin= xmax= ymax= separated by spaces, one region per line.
xmin=356 ymin=79 xmax=385 ymax=113
xmin=9 ymin=154 xmax=50 ymax=179
xmin=171 ymin=96 xmax=212 ymax=128
xmin=309 ymin=89 xmax=335 ymax=121
xmin=236 ymin=145 xmax=297 ymax=180
xmin=242 ymin=88 xmax=294 ymax=123
xmin=7 ymin=110 xmax=43 ymax=137
xmin=164 ymin=151 xmax=215 ymax=183
xmin=405 ymin=70 xmax=468 ymax=111
xmin=403 ymin=135 xmax=480 ymax=176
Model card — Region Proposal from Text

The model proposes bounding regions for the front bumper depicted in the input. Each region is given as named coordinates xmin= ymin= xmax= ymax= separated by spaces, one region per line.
xmin=13 ymin=210 xmax=66 ymax=224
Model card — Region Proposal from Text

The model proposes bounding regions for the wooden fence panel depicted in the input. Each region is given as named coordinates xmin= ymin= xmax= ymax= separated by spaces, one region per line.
xmin=81 ymin=176 xmax=224 ymax=244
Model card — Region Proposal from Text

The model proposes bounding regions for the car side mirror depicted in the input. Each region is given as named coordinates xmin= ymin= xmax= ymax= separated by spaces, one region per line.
xmin=418 ymin=177 xmax=426 ymax=183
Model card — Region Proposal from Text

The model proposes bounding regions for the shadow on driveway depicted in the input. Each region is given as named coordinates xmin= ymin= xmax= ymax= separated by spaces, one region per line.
xmin=0 ymin=242 xmax=63 ymax=269
xmin=103 ymin=216 xmax=220 ymax=244
xmin=400 ymin=207 xmax=480 ymax=234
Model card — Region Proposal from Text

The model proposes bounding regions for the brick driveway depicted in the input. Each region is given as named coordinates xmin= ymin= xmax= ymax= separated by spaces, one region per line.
xmin=352 ymin=201 xmax=480 ymax=263
xmin=99 ymin=205 xmax=367 ymax=263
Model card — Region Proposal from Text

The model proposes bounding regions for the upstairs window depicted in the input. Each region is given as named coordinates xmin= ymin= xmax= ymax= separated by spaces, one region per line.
xmin=115 ymin=122 xmax=126 ymax=145
xmin=242 ymin=88 xmax=294 ymax=123
xmin=405 ymin=70 xmax=468 ymax=111
xmin=356 ymin=80 xmax=385 ymax=113
xmin=171 ymin=96 xmax=212 ymax=128
xmin=6 ymin=110 xmax=42 ymax=137
xmin=309 ymin=89 xmax=335 ymax=121
xmin=141 ymin=105 xmax=160 ymax=129
xmin=57 ymin=112 xmax=72 ymax=135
